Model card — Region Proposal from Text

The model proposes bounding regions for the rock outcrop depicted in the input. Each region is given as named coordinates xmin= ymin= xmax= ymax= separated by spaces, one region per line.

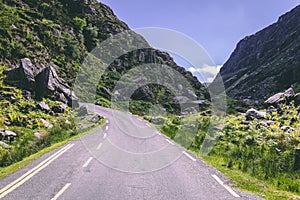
xmin=265 ymin=87 xmax=300 ymax=107
xmin=4 ymin=58 xmax=78 ymax=107
xmin=4 ymin=58 xmax=36 ymax=91
xmin=35 ymin=66 xmax=78 ymax=107
xmin=265 ymin=88 xmax=295 ymax=105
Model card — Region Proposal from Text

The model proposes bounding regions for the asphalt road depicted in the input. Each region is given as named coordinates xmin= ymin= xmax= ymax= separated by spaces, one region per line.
xmin=0 ymin=104 xmax=261 ymax=200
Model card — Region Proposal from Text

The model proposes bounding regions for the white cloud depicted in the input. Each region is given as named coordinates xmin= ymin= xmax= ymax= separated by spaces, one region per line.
xmin=206 ymin=77 xmax=215 ymax=83
xmin=187 ymin=64 xmax=222 ymax=83
xmin=188 ymin=64 xmax=222 ymax=76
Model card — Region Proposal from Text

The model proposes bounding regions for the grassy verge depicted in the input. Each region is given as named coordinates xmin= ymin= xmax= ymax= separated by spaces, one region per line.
xmin=0 ymin=123 xmax=103 ymax=180
xmin=202 ymin=155 xmax=300 ymax=200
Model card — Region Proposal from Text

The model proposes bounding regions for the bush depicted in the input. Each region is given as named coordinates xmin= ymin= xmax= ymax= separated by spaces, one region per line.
xmin=73 ymin=17 xmax=87 ymax=31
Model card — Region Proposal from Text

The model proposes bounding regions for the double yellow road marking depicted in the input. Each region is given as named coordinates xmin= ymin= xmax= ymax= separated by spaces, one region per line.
xmin=0 ymin=143 xmax=74 ymax=198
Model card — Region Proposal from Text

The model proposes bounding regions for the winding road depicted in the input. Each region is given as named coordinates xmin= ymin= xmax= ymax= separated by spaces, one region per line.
xmin=0 ymin=104 xmax=261 ymax=200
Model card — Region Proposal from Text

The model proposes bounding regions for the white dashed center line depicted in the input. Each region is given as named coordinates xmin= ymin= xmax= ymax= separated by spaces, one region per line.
xmin=211 ymin=174 xmax=240 ymax=198
xmin=105 ymin=125 xmax=108 ymax=131
xmin=156 ymin=131 xmax=162 ymax=136
xmin=146 ymin=123 xmax=151 ymax=127
xmin=51 ymin=183 xmax=71 ymax=200
xmin=182 ymin=151 xmax=196 ymax=161
xmin=166 ymin=139 xmax=175 ymax=145
xmin=96 ymin=143 xmax=103 ymax=150
xmin=82 ymin=157 xmax=93 ymax=168
xmin=103 ymin=133 xmax=107 ymax=139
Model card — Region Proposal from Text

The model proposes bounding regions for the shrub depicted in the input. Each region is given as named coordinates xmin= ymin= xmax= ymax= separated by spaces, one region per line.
xmin=73 ymin=17 xmax=87 ymax=31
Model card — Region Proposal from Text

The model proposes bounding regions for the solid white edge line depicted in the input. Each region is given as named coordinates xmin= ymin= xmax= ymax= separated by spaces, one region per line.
xmin=51 ymin=183 xmax=71 ymax=200
xmin=166 ymin=139 xmax=175 ymax=145
xmin=82 ymin=157 xmax=93 ymax=168
xmin=0 ymin=144 xmax=74 ymax=198
xmin=211 ymin=174 xmax=240 ymax=198
xmin=103 ymin=133 xmax=107 ymax=139
xmin=182 ymin=151 xmax=196 ymax=162
xmin=96 ymin=142 xmax=103 ymax=150
xmin=137 ymin=118 xmax=142 ymax=121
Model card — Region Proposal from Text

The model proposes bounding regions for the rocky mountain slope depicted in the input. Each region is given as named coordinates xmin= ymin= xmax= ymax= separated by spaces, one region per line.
xmin=0 ymin=0 xmax=207 ymax=114
xmin=0 ymin=0 xmax=208 ymax=166
xmin=211 ymin=5 xmax=300 ymax=101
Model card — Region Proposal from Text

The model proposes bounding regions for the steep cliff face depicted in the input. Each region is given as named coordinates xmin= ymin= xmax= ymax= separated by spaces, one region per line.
xmin=213 ymin=5 xmax=300 ymax=101
xmin=0 ymin=0 xmax=207 ymax=114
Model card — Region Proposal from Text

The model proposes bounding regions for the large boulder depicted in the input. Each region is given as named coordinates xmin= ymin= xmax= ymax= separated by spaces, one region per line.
xmin=35 ymin=66 xmax=78 ymax=107
xmin=265 ymin=88 xmax=295 ymax=105
xmin=0 ymin=130 xmax=17 ymax=142
xmin=4 ymin=58 xmax=36 ymax=91
xmin=246 ymin=108 xmax=266 ymax=120
xmin=265 ymin=92 xmax=285 ymax=104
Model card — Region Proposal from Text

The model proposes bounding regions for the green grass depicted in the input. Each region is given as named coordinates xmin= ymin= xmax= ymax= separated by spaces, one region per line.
xmin=202 ymin=155 xmax=300 ymax=200
xmin=0 ymin=122 xmax=103 ymax=180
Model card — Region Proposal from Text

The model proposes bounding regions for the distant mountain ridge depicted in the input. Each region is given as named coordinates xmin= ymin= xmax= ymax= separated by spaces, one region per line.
xmin=211 ymin=5 xmax=300 ymax=101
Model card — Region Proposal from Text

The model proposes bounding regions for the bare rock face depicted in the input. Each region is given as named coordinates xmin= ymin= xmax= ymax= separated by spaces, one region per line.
xmin=211 ymin=5 xmax=300 ymax=100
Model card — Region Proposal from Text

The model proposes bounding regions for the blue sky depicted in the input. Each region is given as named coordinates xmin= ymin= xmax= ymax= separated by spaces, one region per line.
xmin=99 ymin=0 xmax=300 ymax=82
